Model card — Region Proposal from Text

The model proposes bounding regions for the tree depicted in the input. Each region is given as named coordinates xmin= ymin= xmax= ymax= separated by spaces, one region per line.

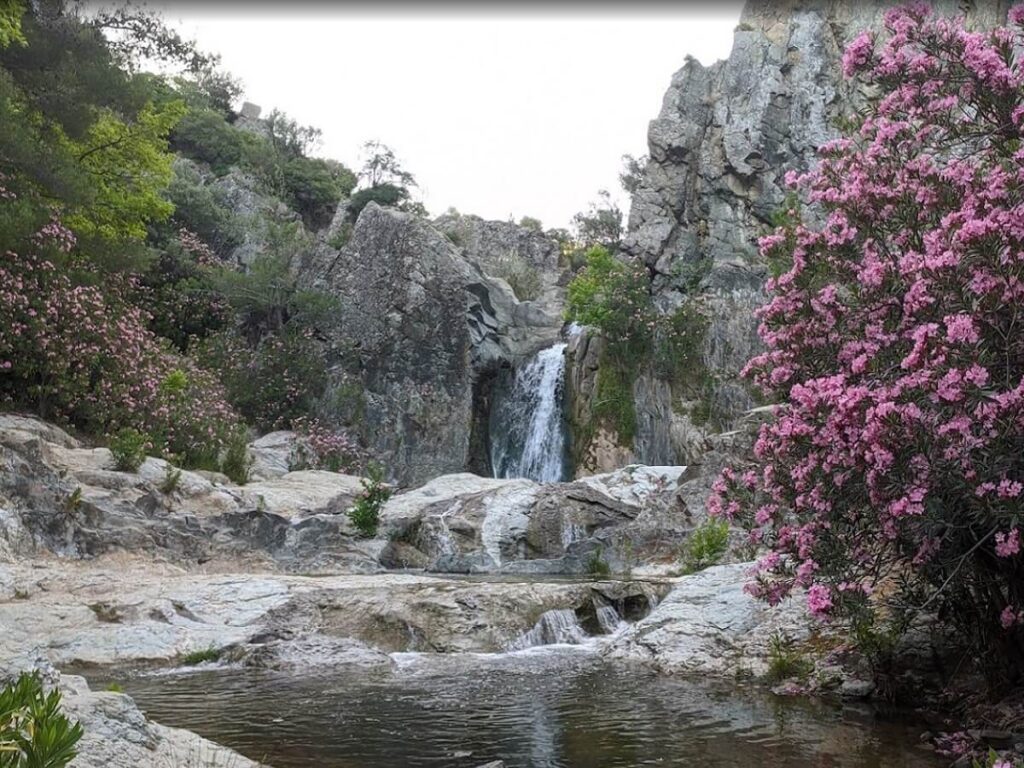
xmin=571 ymin=190 xmax=623 ymax=252
xmin=357 ymin=140 xmax=416 ymax=189
xmin=619 ymin=153 xmax=647 ymax=195
xmin=709 ymin=5 xmax=1024 ymax=688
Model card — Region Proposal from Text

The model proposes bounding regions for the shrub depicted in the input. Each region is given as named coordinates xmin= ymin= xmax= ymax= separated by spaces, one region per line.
xmin=519 ymin=215 xmax=542 ymax=231
xmin=282 ymin=155 xmax=354 ymax=228
xmin=679 ymin=517 xmax=730 ymax=575
xmin=765 ymin=632 xmax=813 ymax=683
xmin=346 ymin=183 xmax=409 ymax=222
xmin=491 ymin=254 xmax=542 ymax=301
xmin=194 ymin=327 xmax=329 ymax=431
xmin=220 ymin=431 xmax=252 ymax=485
xmin=566 ymin=246 xmax=652 ymax=351
xmin=709 ymin=7 xmax=1024 ymax=688
xmin=348 ymin=464 xmax=390 ymax=538
xmin=159 ymin=463 xmax=183 ymax=494
xmin=0 ymin=672 xmax=83 ymax=768
xmin=165 ymin=162 xmax=243 ymax=256
xmin=109 ymin=427 xmax=148 ymax=472
xmin=586 ymin=547 xmax=612 ymax=578
xmin=291 ymin=417 xmax=362 ymax=473
xmin=169 ymin=108 xmax=244 ymax=174
xmin=180 ymin=646 xmax=220 ymax=666
xmin=0 ymin=207 xmax=241 ymax=465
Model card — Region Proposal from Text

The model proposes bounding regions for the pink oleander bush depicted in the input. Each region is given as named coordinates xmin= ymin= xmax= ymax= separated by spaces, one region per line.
xmin=291 ymin=416 xmax=362 ymax=473
xmin=709 ymin=4 xmax=1024 ymax=685
xmin=0 ymin=195 xmax=240 ymax=465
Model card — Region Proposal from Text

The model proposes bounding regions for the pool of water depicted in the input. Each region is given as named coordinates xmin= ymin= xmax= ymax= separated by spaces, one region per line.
xmin=89 ymin=646 xmax=944 ymax=768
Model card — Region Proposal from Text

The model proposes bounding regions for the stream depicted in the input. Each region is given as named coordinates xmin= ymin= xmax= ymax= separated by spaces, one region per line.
xmin=90 ymin=648 xmax=944 ymax=768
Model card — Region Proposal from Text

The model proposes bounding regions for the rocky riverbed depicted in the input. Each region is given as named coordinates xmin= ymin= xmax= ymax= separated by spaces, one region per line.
xmin=0 ymin=413 xmax=852 ymax=766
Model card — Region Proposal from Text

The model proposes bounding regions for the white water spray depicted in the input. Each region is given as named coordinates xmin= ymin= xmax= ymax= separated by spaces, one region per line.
xmin=490 ymin=343 xmax=569 ymax=483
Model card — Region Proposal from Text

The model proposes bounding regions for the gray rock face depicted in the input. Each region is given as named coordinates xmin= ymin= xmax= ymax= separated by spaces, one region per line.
xmin=303 ymin=204 xmax=566 ymax=486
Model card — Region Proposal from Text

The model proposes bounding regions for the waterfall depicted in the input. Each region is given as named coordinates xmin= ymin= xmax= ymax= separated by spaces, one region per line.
xmin=510 ymin=608 xmax=587 ymax=650
xmin=489 ymin=343 xmax=570 ymax=483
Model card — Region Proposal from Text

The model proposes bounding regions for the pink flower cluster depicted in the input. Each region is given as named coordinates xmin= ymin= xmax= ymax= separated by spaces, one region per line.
xmin=0 ymin=215 xmax=240 ymax=462
xmin=710 ymin=6 xmax=1024 ymax=642
xmin=291 ymin=417 xmax=363 ymax=473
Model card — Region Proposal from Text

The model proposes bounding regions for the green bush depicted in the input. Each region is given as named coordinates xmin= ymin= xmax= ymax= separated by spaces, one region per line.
xmin=679 ymin=517 xmax=730 ymax=574
xmin=586 ymin=547 xmax=612 ymax=578
xmin=0 ymin=672 xmax=84 ymax=768
xmin=346 ymin=183 xmax=409 ymax=222
xmin=491 ymin=254 xmax=542 ymax=302
xmin=566 ymin=246 xmax=652 ymax=349
xmin=282 ymin=155 xmax=354 ymax=228
xmin=194 ymin=327 xmax=330 ymax=431
xmin=109 ymin=427 xmax=148 ymax=472
xmin=159 ymin=464 xmax=182 ymax=494
xmin=766 ymin=632 xmax=813 ymax=683
xmin=348 ymin=464 xmax=391 ymax=537
xmin=169 ymin=108 xmax=244 ymax=174
xmin=220 ymin=431 xmax=252 ymax=485
xmin=180 ymin=646 xmax=220 ymax=666
xmin=165 ymin=162 xmax=243 ymax=256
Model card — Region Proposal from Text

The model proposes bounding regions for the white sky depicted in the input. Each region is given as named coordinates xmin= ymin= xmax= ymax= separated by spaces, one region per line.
xmin=156 ymin=5 xmax=743 ymax=229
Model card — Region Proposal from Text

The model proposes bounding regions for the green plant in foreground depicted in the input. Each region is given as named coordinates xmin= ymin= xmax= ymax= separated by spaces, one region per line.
xmin=159 ymin=464 xmax=183 ymax=495
xmin=109 ymin=427 xmax=149 ymax=472
xmin=0 ymin=672 xmax=84 ymax=768
xmin=347 ymin=464 xmax=391 ymax=538
xmin=766 ymin=632 xmax=813 ymax=683
xmin=180 ymin=646 xmax=221 ymax=666
xmin=220 ymin=432 xmax=252 ymax=485
xmin=104 ymin=682 xmax=123 ymax=693
xmin=679 ymin=517 xmax=730 ymax=574
xmin=586 ymin=547 xmax=611 ymax=578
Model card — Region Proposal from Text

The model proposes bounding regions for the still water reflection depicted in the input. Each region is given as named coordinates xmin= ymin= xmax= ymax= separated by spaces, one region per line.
xmin=92 ymin=647 xmax=943 ymax=768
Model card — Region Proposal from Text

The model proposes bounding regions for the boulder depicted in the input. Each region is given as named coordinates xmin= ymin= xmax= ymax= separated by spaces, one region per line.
xmin=379 ymin=466 xmax=689 ymax=574
xmin=605 ymin=562 xmax=810 ymax=676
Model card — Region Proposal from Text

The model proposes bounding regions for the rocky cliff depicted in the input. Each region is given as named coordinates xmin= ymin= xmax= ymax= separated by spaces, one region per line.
xmin=570 ymin=0 xmax=1011 ymax=473
xmin=302 ymin=205 xmax=567 ymax=486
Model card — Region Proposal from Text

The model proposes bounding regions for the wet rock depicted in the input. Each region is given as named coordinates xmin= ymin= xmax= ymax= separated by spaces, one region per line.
xmin=238 ymin=634 xmax=395 ymax=671
xmin=379 ymin=466 xmax=688 ymax=574
xmin=839 ymin=678 xmax=876 ymax=699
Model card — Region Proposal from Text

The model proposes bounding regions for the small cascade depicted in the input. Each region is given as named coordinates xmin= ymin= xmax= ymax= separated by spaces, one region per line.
xmin=489 ymin=343 xmax=570 ymax=483
xmin=595 ymin=605 xmax=625 ymax=636
xmin=510 ymin=608 xmax=587 ymax=650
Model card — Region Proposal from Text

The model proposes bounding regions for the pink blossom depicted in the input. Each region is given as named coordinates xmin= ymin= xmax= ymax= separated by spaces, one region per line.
xmin=807 ymin=584 xmax=833 ymax=617
xmin=995 ymin=529 xmax=1020 ymax=558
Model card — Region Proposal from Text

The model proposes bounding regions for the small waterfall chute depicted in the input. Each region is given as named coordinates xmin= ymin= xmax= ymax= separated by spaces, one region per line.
xmin=510 ymin=608 xmax=587 ymax=650
xmin=489 ymin=343 xmax=570 ymax=483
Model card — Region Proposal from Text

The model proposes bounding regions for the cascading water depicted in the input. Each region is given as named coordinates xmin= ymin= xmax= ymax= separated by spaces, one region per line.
xmin=489 ymin=343 xmax=570 ymax=483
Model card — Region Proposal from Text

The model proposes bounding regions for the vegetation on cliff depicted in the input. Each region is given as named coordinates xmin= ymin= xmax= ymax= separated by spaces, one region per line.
xmin=0 ymin=0 xmax=369 ymax=474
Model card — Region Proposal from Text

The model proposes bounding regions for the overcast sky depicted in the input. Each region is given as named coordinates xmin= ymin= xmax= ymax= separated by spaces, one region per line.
xmin=156 ymin=5 xmax=744 ymax=229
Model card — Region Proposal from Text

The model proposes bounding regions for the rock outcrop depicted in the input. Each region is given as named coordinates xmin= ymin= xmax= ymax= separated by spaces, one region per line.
xmin=303 ymin=204 xmax=567 ymax=485
xmin=0 ymin=415 xmax=380 ymax=571
xmin=606 ymin=563 xmax=809 ymax=676
xmin=378 ymin=465 xmax=692 ymax=574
